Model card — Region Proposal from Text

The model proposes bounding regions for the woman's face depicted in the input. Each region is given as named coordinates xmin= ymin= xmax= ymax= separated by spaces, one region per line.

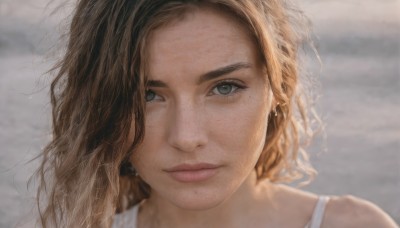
xmin=131 ymin=7 xmax=272 ymax=210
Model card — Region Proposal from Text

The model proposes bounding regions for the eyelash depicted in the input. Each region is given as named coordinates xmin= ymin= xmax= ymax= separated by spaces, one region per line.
xmin=208 ymin=80 xmax=247 ymax=97
xmin=145 ymin=89 xmax=161 ymax=102
xmin=145 ymin=79 xmax=247 ymax=102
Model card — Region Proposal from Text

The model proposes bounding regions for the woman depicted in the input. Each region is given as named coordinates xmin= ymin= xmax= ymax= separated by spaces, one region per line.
xmin=35 ymin=0 xmax=398 ymax=227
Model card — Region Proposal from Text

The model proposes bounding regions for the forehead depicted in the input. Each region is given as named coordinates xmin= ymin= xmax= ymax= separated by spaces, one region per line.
xmin=145 ymin=6 xmax=259 ymax=79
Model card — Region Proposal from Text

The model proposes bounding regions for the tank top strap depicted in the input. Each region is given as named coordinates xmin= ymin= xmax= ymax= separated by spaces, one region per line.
xmin=306 ymin=195 xmax=330 ymax=228
xmin=112 ymin=204 xmax=139 ymax=228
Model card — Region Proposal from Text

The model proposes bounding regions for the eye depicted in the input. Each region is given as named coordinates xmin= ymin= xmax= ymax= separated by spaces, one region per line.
xmin=210 ymin=81 xmax=244 ymax=96
xmin=145 ymin=90 xmax=158 ymax=102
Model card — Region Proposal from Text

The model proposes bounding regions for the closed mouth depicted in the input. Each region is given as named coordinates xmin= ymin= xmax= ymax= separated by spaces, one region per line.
xmin=164 ymin=163 xmax=221 ymax=182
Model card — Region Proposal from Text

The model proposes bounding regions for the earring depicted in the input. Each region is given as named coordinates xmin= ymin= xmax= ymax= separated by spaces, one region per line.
xmin=119 ymin=161 xmax=138 ymax=177
xmin=273 ymin=102 xmax=279 ymax=117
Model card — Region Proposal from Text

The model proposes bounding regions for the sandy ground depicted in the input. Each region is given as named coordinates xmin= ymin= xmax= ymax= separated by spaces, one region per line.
xmin=0 ymin=0 xmax=399 ymax=227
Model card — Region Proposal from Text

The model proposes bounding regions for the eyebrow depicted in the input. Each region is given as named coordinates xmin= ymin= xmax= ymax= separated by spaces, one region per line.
xmin=146 ymin=62 xmax=252 ymax=88
xmin=197 ymin=62 xmax=252 ymax=84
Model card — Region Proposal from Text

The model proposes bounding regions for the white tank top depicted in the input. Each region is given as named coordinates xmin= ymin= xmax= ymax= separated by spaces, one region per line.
xmin=305 ymin=196 xmax=330 ymax=228
xmin=113 ymin=196 xmax=331 ymax=228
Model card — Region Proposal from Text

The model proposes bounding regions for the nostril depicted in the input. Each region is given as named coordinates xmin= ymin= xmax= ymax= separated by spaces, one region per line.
xmin=167 ymin=122 xmax=207 ymax=152
xmin=168 ymin=132 xmax=206 ymax=153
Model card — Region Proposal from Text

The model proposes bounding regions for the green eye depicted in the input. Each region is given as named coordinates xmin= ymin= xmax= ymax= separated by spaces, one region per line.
xmin=217 ymin=84 xmax=234 ymax=95
xmin=145 ymin=90 xmax=156 ymax=102
xmin=212 ymin=83 xmax=239 ymax=95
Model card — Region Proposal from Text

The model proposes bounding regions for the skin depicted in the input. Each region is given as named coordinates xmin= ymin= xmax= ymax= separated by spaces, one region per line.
xmin=131 ymin=5 xmax=274 ymax=227
xmin=128 ymin=5 xmax=399 ymax=228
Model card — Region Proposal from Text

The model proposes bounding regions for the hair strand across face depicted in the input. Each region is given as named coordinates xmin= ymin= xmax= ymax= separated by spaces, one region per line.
xmin=34 ymin=1 xmax=319 ymax=227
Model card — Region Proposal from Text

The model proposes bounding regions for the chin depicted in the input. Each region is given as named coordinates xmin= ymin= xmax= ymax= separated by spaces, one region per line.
xmin=165 ymin=186 xmax=231 ymax=211
xmin=171 ymin=195 xmax=224 ymax=211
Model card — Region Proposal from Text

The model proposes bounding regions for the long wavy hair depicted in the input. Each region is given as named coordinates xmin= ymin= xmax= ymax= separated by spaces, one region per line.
xmin=35 ymin=0 xmax=318 ymax=227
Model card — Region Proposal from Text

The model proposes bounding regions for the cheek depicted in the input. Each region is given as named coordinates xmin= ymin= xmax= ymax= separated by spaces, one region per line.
xmin=206 ymin=94 xmax=270 ymax=161
xmin=129 ymin=111 xmax=167 ymax=176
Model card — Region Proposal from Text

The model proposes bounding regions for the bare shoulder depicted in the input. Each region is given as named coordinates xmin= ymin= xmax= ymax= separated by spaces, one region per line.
xmin=324 ymin=195 xmax=398 ymax=228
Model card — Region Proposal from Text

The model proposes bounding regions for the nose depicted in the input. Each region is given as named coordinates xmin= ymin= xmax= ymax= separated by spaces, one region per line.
xmin=167 ymin=100 xmax=208 ymax=152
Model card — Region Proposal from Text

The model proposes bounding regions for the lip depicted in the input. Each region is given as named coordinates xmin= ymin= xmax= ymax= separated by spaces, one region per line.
xmin=164 ymin=163 xmax=220 ymax=182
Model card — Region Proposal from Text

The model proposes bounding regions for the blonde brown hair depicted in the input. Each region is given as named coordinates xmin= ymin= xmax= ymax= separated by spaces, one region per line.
xmin=35 ymin=0 xmax=317 ymax=227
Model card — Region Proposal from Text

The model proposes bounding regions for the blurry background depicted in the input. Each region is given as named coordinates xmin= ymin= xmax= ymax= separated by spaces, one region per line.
xmin=0 ymin=0 xmax=399 ymax=227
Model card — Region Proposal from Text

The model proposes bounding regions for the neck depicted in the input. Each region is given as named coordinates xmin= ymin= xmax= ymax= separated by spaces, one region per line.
xmin=140 ymin=171 xmax=275 ymax=228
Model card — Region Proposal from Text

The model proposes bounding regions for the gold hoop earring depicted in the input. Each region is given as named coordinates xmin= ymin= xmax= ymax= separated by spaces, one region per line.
xmin=274 ymin=102 xmax=280 ymax=117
